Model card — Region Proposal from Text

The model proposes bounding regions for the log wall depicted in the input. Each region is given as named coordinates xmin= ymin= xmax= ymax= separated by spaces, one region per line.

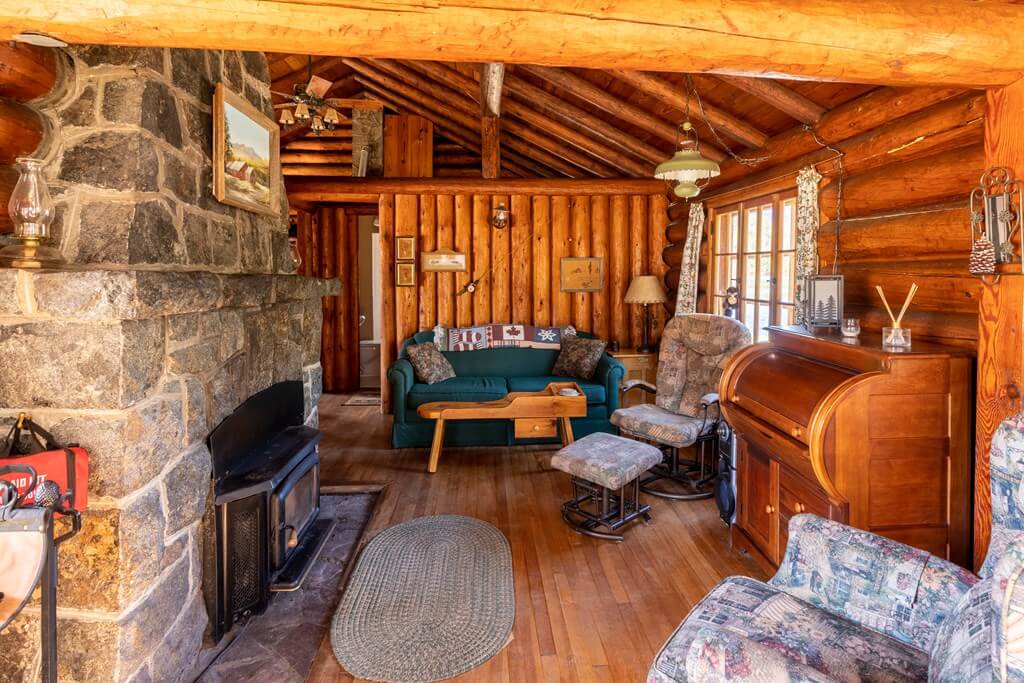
xmin=377 ymin=189 xmax=670 ymax=408
xmin=0 ymin=43 xmax=55 ymax=232
xmin=685 ymin=86 xmax=987 ymax=347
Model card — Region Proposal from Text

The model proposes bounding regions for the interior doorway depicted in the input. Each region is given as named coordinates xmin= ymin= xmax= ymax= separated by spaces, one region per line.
xmin=358 ymin=214 xmax=382 ymax=390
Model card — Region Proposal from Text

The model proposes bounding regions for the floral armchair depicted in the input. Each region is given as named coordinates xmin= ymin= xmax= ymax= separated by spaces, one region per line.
xmin=648 ymin=411 xmax=1024 ymax=682
xmin=610 ymin=314 xmax=750 ymax=499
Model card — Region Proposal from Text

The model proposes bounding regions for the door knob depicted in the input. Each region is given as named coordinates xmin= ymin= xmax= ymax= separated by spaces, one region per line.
xmin=359 ymin=314 xmax=367 ymax=327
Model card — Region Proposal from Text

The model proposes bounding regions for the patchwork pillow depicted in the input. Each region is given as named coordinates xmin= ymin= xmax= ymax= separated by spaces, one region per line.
xmin=432 ymin=324 xmax=576 ymax=351
xmin=406 ymin=342 xmax=456 ymax=384
xmin=445 ymin=325 xmax=489 ymax=352
xmin=551 ymin=335 xmax=606 ymax=380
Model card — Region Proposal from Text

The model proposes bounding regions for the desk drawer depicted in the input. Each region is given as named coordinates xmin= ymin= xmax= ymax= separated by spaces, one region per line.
xmin=515 ymin=418 xmax=558 ymax=439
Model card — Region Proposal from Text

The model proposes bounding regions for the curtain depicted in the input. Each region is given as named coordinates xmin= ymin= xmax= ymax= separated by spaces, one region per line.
xmin=794 ymin=166 xmax=822 ymax=326
xmin=675 ymin=201 xmax=704 ymax=316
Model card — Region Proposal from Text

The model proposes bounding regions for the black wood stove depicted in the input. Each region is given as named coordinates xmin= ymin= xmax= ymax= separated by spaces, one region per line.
xmin=204 ymin=381 xmax=335 ymax=641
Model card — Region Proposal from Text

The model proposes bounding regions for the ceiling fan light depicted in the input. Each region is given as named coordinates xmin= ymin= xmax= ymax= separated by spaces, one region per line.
xmin=323 ymin=107 xmax=340 ymax=126
xmin=310 ymin=115 xmax=326 ymax=133
xmin=278 ymin=108 xmax=296 ymax=126
xmin=293 ymin=102 xmax=311 ymax=121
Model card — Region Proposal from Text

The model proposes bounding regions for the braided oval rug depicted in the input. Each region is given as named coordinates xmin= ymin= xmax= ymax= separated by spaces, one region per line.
xmin=331 ymin=515 xmax=514 ymax=682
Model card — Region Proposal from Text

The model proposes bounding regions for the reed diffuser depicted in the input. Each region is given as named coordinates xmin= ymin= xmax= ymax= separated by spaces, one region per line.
xmin=875 ymin=283 xmax=918 ymax=348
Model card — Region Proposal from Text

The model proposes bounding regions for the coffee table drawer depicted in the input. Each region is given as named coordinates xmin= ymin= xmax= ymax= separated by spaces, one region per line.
xmin=515 ymin=418 xmax=558 ymax=439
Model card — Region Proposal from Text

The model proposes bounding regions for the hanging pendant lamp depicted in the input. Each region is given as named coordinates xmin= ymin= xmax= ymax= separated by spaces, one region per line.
xmin=654 ymin=121 xmax=720 ymax=198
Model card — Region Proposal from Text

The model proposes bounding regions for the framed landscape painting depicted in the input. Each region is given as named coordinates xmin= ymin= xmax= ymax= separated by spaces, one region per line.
xmin=213 ymin=83 xmax=280 ymax=216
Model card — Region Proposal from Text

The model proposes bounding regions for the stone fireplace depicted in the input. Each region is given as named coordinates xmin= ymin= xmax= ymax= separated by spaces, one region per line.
xmin=0 ymin=46 xmax=333 ymax=682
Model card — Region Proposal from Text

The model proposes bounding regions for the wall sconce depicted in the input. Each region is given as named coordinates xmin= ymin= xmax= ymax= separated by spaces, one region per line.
xmin=0 ymin=157 xmax=63 ymax=269
xmin=491 ymin=203 xmax=510 ymax=230
xmin=970 ymin=166 xmax=1023 ymax=275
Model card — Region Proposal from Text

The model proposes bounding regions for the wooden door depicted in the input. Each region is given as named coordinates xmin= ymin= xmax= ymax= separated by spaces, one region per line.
xmin=975 ymin=274 xmax=1024 ymax=569
xmin=738 ymin=437 xmax=779 ymax=561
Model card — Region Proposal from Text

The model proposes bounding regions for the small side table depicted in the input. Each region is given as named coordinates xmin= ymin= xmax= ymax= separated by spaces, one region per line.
xmin=609 ymin=348 xmax=657 ymax=408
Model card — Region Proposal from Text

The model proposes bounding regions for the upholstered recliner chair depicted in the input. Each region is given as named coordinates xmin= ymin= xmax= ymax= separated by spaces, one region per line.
xmin=611 ymin=313 xmax=751 ymax=499
xmin=647 ymin=411 xmax=1024 ymax=682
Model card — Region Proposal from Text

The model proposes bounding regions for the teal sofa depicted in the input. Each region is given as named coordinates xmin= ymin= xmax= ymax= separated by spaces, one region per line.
xmin=388 ymin=330 xmax=625 ymax=449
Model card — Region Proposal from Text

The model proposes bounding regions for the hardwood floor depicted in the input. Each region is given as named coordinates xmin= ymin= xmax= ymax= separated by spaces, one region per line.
xmin=309 ymin=394 xmax=766 ymax=682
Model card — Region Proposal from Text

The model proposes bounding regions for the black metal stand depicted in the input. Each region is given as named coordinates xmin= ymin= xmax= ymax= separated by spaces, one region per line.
xmin=640 ymin=435 xmax=718 ymax=501
xmin=41 ymin=509 xmax=81 ymax=683
xmin=560 ymin=477 xmax=652 ymax=541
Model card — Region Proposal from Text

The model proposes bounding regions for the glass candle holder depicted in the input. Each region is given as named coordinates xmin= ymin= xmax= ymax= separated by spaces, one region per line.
xmin=882 ymin=326 xmax=912 ymax=349
xmin=840 ymin=318 xmax=861 ymax=337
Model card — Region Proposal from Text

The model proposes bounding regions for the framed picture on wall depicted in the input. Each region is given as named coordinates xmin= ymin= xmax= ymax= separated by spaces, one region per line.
xmin=805 ymin=274 xmax=844 ymax=327
xmin=396 ymin=236 xmax=416 ymax=262
xmin=212 ymin=83 xmax=281 ymax=216
xmin=396 ymin=262 xmax=416 ymax=287
xmin=560 ymin=257 xmax=604 ymax=292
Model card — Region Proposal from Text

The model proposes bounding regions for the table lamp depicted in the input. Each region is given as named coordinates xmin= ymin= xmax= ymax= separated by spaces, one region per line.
xmin=624 ymin=275 xmax=667 ymax=353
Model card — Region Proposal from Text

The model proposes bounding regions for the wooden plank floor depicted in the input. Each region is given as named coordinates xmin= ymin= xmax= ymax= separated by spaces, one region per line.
xmin=309 ymin=394 xmax=765 ymax=682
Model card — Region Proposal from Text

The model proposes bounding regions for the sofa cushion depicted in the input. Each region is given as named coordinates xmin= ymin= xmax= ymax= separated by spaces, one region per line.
xmin=648 ymin=576 xmax=929 ymax=683
xmin=551 ymin=335 xmax=607 ymax=379
xmin=406 ymin=342 xmax=456 ymax=384
xmin=610 ymin=403 xmax=712 ymax=448
xmin=407 ymin=376 xmax=508 ymax=409
xmin=506 ymin=376 xmax=606 ymax=404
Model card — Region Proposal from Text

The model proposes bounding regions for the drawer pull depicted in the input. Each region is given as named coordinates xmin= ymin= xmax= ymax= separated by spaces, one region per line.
xmin=765 ymin=504 xmax=775 ymax=515
xmin=795 ymin=502 xmax=805 ymax=513
xmin=791 ymin=427 xmax=803 ymax=439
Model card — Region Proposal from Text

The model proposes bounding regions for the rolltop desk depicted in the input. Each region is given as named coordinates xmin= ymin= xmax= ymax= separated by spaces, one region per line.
xmin=719 ymin=325 xmax=973 ymax=570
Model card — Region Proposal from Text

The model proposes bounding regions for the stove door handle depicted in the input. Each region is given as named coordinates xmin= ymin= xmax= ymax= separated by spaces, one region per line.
xmin=284 ymin=524 xmax=299 ymax=549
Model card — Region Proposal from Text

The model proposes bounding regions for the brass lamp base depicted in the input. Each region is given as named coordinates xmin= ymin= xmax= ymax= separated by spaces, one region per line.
xmin=0 ymin=240 xmax=64 ymax=269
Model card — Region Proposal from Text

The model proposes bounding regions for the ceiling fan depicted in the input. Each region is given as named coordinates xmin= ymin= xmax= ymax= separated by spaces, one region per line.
xmin=273 ymin=57 xmax=350 ymax=134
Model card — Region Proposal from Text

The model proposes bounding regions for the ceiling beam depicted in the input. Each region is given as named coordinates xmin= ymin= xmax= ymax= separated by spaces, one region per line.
xmin=5 ymin=2 xmax=1024 ymax=86
xmin=715 ymin=75 xmax=826 ymax=124
xmin=608 ymin=69 xmax=768 ymax=148
xmin=287 ymin=177 xmax=668 ymax=201
xmin=479 ymin=63 xmax=504 ymax=179
xmin=502 ymin=70 xmax=671 ymax=167
xmin=271 ymin=56 xmax=346 ymax=95
xmin=357 ymin=79 xmax=547 ymax=178
xmin=480 ymin=63 xmax=505 ymax=117
xmin=406 ymin=61 xmax=632 ymax=176
xmin=352 ymin=58 xmax=616 ymax=177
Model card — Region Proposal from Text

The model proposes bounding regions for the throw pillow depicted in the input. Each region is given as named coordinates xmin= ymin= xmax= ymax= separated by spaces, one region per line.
xmin=551 ymin=335 xmax=607 ymax=380
xmin=406 ymin=342 xmax=456 ymax=384
xmin=446 ymin=325 xmax=489 ymax=351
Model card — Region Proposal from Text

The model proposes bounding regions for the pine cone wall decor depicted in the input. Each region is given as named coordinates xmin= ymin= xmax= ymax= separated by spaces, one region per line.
xmin=970 ymin=236 xmax=997 ymax=275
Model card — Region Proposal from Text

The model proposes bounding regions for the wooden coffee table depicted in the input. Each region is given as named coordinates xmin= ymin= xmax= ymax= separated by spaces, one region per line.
xmin=416 ymin=381 xmax=587 ymax=473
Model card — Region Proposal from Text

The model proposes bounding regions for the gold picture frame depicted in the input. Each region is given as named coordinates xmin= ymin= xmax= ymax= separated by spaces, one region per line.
xmin=212 ymin=83 xmax=281 ymax=216
xmin=560 ymin=257 xmax=604 ymax=292
xmin=421 ymin=249 xmax=467 ymax=272
xmin=396 ymin=236 xmax=416 ymax=261
xmin=396 ymin=262 xmax=417 ymax=287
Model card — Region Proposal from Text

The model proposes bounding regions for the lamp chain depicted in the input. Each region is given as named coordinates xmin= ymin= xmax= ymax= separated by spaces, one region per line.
xmin=685 ymin=75 xmax=767 ymax=167
xmin=804 ymin=125 xmax=845 ymax=275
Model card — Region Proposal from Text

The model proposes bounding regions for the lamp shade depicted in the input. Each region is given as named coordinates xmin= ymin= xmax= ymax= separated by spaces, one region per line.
xmin=624 ymin=275 xmax=667 ymax=304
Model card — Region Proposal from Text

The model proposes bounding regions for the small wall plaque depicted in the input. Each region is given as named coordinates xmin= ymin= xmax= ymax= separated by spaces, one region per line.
xmin=421 ymin=249 xmax=468 ymax=272
xmin=560 ymin=257 xmax=604 ymax=292
xmin=396 ymin=236 xmax=416 ymax=262
xmin=396 ymin=262 xmax=416 ymax=287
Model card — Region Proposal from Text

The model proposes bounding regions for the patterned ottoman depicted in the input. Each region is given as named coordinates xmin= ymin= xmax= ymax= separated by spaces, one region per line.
xmin=551 ymin=432 xmax=662 ymax=540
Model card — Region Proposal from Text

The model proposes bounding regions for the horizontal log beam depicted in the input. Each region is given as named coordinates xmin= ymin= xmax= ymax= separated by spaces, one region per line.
xmin=281 ymin=151 xmax=354 ymax=165
xmin=436 ymin=153 xmax=480 ymax=166
xmin=608 ymin=69 xmax=768 ymax=148
xmin=283 ymin=164 xmax=353 ymax=177
xmin=284 ymin=139 xmax=353 ymax=152
xmin=706 ymin=92 xmax=985 ymax=199
xmin=0 ymin=99 xmax=44 ymax=164
xmin=4 ymin=2 xmax=1024 ymax=86
xmin=706 ymin=85 xmax=965 ymax=192
xmin=287 ymin=177 xmax=668 ymax=200
xmin=0 ymin=43 xmax=56 ymax=101
xmin=409 ymin=60 xmax=639 ymax=176
xmin=715 ymin=75 xmax=826 ymax=124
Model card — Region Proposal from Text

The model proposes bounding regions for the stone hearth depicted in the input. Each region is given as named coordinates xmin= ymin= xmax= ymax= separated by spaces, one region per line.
xmin=0 ymin=45 xmax=334 ymax=682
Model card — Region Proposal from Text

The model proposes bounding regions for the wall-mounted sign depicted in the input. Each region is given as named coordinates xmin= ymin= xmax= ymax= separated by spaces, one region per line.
xmin=421 ymin=249 xmax=468 ymax=272
xmin=560 ymin=257 xmax=604 ymax=292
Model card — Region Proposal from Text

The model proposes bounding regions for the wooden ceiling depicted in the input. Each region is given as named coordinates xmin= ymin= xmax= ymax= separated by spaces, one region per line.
xmin=266 ymin=52 xmax=884 ymax=181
